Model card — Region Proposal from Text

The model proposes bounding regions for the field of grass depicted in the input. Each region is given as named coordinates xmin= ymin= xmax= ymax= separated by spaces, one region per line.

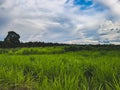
xmin=0 ymin=46 xmax=120 ymax=90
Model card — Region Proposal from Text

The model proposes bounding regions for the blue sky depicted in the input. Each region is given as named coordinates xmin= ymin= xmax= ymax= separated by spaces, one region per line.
xmin=0 ymin=0 xmax=120 ymax=44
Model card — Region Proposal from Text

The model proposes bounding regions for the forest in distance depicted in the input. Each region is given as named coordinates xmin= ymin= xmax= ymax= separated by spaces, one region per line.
xmin=0 ymin=31 xmax=119 ymax=48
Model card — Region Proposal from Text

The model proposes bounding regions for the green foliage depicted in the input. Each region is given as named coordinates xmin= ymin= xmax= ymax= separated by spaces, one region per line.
xmin=15 ymin=47 xmax=65 ymax=55
xmin=0 ymin=47 xmax=120 ymax=90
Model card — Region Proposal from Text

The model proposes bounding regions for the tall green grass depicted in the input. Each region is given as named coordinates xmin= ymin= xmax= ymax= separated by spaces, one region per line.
xmin=0 ymin=47 xmax=120 ymax=90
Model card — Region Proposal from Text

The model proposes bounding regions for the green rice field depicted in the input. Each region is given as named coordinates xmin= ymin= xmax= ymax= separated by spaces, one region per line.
xmin=0 ymin=46 xmax=120 ymax=90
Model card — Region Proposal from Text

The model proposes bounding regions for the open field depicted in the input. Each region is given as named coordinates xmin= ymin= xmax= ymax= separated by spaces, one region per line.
xmin=0 ymin=46 xmax=120 ymax=90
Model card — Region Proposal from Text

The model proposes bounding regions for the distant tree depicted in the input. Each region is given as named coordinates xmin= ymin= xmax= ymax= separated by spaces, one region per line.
xmin=4 ymin=31 xmax=20 ymax=47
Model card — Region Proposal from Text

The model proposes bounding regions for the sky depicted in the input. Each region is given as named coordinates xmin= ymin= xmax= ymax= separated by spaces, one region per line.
xmin=0 ymin=0 xmax=120 ymax=44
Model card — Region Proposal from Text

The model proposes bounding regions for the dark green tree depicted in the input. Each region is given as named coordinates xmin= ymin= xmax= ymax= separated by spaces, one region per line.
xmin=4 ymin=31 xmax=20 ymax=47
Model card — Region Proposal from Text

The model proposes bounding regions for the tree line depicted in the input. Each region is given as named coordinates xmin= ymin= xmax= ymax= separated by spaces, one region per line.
xmin=0 ymin=31 xmax=120 ymax=50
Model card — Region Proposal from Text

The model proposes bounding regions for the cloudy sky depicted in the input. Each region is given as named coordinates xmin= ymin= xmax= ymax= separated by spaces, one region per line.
xmin=0 ymin=0 xmax=120 ymax=44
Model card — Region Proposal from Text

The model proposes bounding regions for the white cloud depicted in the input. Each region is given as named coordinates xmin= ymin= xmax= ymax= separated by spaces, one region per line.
xmin=64 ymin=39 xmax=99 ymax=44
xmin=98 ymin=20 xmax=120 ymax=44
xmin=95 ymin=0 xmax=120 ymax=19
xmin=0 ymin=0 xmax=120 ymax=44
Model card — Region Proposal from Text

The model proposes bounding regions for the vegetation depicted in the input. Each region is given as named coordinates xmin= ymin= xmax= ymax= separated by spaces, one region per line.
xmin=0 ymin=46 xmax=120 ymax=90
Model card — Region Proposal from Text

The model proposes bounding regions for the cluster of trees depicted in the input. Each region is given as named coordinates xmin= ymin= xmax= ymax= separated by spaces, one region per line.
xmin=64 ymin=45 xmax=120 ymax=51
xmin=0 ymin=40 xmax=120 ymax=51
xmin=0 ymin=41 xmax=67 ymax=48
xmin=0 ymin=31 xmax=120 ymax=50
xmin=0 ymin=31 xmax=67 ymax=48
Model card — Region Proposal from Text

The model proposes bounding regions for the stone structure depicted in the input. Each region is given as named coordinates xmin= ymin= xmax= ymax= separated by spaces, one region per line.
xmin=4 ymin=31 xmax=20 ymax=46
